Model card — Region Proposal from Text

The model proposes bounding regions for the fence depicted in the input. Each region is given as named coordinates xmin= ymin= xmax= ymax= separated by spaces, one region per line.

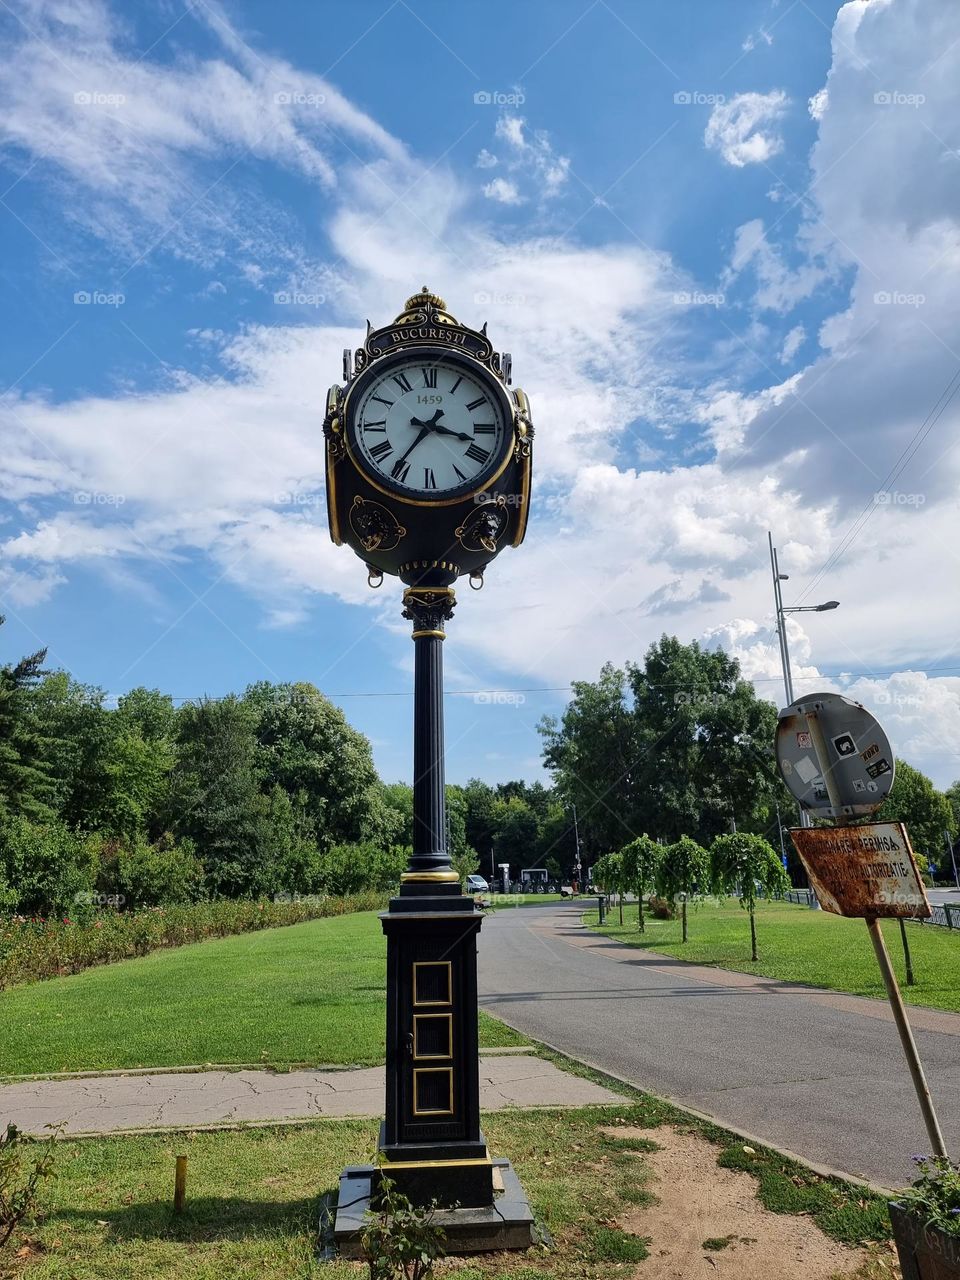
xmin=782 ymin=888 xmax=960 ymax=930
xmin=923 ymin=903 xmax=960 ymax=931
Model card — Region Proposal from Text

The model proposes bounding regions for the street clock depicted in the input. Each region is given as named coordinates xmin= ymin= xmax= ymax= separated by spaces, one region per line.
xmin=324 ymin=287 xmax=532 ymax=588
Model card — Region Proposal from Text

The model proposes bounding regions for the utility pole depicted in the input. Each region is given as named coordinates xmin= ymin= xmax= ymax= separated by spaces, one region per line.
xmin=768 ymin=532 xmax=840 ymax=909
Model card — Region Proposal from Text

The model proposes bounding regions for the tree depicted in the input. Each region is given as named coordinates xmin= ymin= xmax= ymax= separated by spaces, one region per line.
xmin=539 ymin=641 xmax=786 ymax=856
xmin=592 ymin=850 xmax=633 ymax=922
xmin=492 ymin=795 xmax=540 ymax=874
xmin=0 ymin=618 xmax=55 ymax=823
xmin=875 ymin=761 xmax=956 ymax=871
xmin=620 ymin=834 xmax=663 ymax=932
xmin=168 ymin=696 xmax=273 ymax=896
xmin=539 ymin=663 xmax=638 ymax=859
xmin=710 ymin=832 xmax=789 ymax=961
xmin=627 ymin=637 xmax=781 ymax=844
xmin=243 ymin=681 xmax=379 ymax=849
xmin=656 ymin=835 xmax=709 ymax=942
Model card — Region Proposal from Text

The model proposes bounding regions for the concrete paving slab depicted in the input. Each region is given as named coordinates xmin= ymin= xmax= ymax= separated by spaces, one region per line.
xmin=0 ymin=1054 xmax=622 ymax=1136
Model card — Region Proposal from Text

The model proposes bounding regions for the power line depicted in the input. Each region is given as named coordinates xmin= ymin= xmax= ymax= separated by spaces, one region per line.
xmin=126 ymin=665 xmax=960 ymax=702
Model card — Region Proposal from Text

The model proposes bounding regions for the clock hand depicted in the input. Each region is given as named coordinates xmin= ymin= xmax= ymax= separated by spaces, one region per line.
xmin=394 ymin=426 xmax=430 ymax=466
xmin=409 ymin=409 xmax=445 ymax=429
xmin=431 ymin=424 xmax=474 ymax=442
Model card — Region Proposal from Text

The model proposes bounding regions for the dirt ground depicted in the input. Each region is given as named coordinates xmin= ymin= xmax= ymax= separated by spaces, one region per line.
xmin=609 ymin=1126 xmax=895 ymax=1280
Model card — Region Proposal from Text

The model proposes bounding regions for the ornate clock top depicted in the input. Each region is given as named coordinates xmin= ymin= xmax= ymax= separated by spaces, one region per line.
xmin=393 ymin=286 xmax=458 ymax=326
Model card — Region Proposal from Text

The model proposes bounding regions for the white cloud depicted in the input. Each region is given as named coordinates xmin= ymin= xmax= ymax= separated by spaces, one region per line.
xmin=779 ymin=324 xmax=806 ymax=363
xmin=475 ymin=148 xmax=498 ymax=169
xmin=485 ymin=114 xmax=571 ymax=200
xmin=482 ymin=177 xmax=524 ymax=205
xmin=808 ymin=87 xmax=829 ymax=120
xmin=705 ymin=90 xmax=789 ymax=167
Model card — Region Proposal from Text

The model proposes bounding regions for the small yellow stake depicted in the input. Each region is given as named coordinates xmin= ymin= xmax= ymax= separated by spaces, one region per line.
xmin=174 ymin=1155 xmax=187 ymax=1214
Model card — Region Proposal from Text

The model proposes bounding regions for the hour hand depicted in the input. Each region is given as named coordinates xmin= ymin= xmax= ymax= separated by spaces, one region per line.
xmin=432 ymin=424 xmax=474 ymax=442
xmin=410 ymin=409 xmax=445 ymax=429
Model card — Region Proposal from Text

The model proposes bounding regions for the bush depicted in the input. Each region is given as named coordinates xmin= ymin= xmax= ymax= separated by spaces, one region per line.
xmin=0 ymin=1123 xmax=60 ymax=1252
xmin=649 ymin=896 xmax=676 ymax=919
xmin=113 ymin=834 xmax=205 ymax=907
xmin=0 ymin=892 xmax=385 ymax=990
xmin=0 ymin=817 xmax=98 ymax=915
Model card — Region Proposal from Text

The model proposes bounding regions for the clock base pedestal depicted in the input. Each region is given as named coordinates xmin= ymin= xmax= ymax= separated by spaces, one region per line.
xmin=332 ymin=1157 xmax=538 ymax=1257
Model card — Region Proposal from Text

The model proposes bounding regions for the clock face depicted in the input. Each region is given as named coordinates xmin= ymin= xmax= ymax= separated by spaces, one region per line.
xmin=348 ymin=354 xmax=509 ymax=499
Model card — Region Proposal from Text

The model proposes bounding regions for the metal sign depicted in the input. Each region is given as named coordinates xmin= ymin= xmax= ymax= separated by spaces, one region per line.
xmin=790 ymin=822 xmax=930 ymax=919
xmin=776 ymin=692 xmax=895 ymax=818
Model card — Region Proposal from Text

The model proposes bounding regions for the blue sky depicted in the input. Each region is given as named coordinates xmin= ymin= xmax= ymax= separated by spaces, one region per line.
xmin=2 ymin=0 xmax=960 ymax=787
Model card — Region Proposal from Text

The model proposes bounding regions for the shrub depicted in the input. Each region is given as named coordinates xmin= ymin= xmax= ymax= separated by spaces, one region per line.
xmin=360 ymin=1177 xmax=446 ymax=1280
xmin=113 ymin=834 xmax=205 ymax=907
xmin=0 ymin=817 xmax=98 ymax=915
xmin=0 ymin=892 xmax=385 ymax=990
xmin=649 ymin=896 xmax=676 ymax=920
xmin=0 ymin=1123 xmax=60 ymax=1252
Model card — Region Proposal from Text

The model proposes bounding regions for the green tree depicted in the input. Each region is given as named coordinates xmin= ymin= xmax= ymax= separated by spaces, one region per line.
xmin=243 ymin=681 xmax=379 ymax=849
xmin=875 ymin=761 xmax=956 ymax=869
xmin=463 ymin=778 xmax=498 ymax=867
xmin=627 ymin=637 xmax=780 ymax=843
xmin=656 ymin=835 xmax=709 ymax=942
xmin=492 ymin=795 xmax=540 ymax=874
xmin=539 ymin=663 xmax=638 ymax=859
xmin=710 ymin=832 xmax=789 ymax=961
xmin=168 ymin=696 xmax=273 ymax=896
xmin=620 ymin=834 xmax=663 ymax=932
xmin=0 ymin=619 xmax=55 ymax=823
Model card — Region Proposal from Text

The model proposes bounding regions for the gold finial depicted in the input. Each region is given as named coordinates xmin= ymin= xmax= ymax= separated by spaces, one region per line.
xmin=405 ymin=285 xmax=446 ymax=312
xmin=393 ymin=285 xmax=457 ymax=326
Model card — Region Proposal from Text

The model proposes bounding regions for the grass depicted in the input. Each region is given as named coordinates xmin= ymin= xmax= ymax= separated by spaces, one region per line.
xmin=0 ymin=912 xmax=526 ymax=1078
xmin=2 ymin=1095 xmax=893 ymax=1280
xmin=586 ymin=898 xmax=960 ymax=1013
xmin=487 ymin=894 xmax=574 ymax=908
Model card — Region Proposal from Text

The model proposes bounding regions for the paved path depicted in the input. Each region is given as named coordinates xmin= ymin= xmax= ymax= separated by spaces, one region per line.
xmin=477 ymin=901 xmax=960 ymax=1189
xmin=0 ymin=1052 xmax=621 ymax=1137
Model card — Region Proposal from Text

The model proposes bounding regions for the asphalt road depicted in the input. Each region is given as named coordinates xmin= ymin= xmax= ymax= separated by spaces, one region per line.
xmin=476 ymin=900 xmax=960 ymax=1189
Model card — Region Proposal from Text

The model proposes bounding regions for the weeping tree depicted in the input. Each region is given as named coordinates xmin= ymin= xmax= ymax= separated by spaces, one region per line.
xmin=620 ymin=834 xmax=663 ymax=932
xmin=710 ymin=832 xmax=789 ymax=961
xmin=656 ymin=835 xmax=708 ymax=943
xmin=592 ymin=851 xmax=627 ymax=923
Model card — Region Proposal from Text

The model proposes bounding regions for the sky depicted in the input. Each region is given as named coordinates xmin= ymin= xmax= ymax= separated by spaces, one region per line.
xmin=1 ymin=0 xmax=959 ymax=790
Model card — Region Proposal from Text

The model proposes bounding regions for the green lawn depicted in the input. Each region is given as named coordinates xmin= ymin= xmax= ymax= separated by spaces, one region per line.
xmin=6 ymin=1096 xmax=892 ymax=1279
xmin=587 ymin=899 xmax=960 ymax=1013
xmin=0 ymin=912 xmax=526 ymax=1078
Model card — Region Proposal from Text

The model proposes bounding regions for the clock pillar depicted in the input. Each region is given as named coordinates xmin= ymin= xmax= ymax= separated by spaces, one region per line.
xmin=404 ymin=587 xmax=457 ymax=881
xmin=377 ymin=585 xmax=492 ymax=1209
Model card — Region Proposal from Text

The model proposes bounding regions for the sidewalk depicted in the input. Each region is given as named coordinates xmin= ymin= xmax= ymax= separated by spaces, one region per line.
xmin=0 ymin=1052 xmax=622 ymax=1137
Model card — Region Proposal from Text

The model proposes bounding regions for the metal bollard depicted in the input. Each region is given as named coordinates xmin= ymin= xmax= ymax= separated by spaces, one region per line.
xmin=597 ymin=894 xmax=605 ymax=924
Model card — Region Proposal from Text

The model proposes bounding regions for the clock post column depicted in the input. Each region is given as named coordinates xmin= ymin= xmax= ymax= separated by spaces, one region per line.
xmin=377 ymin=585 xmax=492 ymax=1209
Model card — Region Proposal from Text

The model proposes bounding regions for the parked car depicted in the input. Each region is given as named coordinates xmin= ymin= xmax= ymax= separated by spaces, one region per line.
xmin=465 ymin=874 xmax=489 ymax=894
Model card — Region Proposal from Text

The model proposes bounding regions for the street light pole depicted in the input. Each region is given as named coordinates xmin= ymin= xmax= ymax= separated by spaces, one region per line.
xmin=571 ymin=804 xmax=582 ymax=892
xmin=768 ymin=532 xmax=840 ymax=908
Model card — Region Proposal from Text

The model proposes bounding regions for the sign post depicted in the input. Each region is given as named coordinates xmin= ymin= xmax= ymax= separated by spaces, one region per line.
xmin=777 ymin=694 xmax=949 ymax=1161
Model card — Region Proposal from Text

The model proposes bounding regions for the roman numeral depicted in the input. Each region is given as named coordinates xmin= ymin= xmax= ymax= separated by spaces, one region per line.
xmin=465 ymin=442 xmax=491 ymax=464
xmin=465 ymin=396 xmax=486 ymax=411
xmin=473 ymin=423 xmax=495 ymax=434
xmin=371 ymin=395 xmax=393 ymax=408
xmin=421 ymin=367 xmax=438 ymax=388
xmin=363 ymin=420 xmax=387 ymax=432
xmin=450 ymin=376 xmax=463 ymax=393
xmin=452 ymin=465 xmax=468 ymax=483
xmin=423 ymin=467 xmax=437 ymax=489
xmin=392 ymin=371 xmax=413 ymax=393
xmin=390 ymin=459 xmax=410 ymax=482
xmin=369 ymin=439 xmax=392 ymax=462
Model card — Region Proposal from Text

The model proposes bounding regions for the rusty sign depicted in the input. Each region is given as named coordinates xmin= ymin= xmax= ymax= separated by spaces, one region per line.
xmin=790 ymin=822 xmax=931 ymax=919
